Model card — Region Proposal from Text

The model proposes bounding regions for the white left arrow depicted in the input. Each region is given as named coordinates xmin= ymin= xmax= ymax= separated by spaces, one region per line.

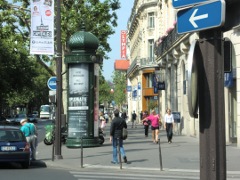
xmin=189 ymin=9 xmax=208 ymax=28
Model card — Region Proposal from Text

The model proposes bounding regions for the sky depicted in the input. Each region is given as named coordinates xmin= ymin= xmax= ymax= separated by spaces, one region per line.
xmin=102 ymin=1 xmax=134 ymax=81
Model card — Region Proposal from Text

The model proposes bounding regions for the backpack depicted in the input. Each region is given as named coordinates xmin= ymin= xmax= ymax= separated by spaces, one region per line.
xmin=122 ymin=128 xmax=128 ymax=140
xmin=119 ymin=120 xmax=128 ymax=140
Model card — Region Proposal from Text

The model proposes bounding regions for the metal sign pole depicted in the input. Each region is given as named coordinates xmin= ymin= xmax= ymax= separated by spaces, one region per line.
xmin=198 ymin=29 xmax=226 ymax=180
xmin=54 ymin=0 xmax=63 ymax=160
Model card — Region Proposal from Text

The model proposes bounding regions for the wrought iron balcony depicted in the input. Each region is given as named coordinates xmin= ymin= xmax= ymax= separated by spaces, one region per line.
xmin=154 ymin=27 xmax=184 ymax=57
xmin=127 ymin=57 xmax=158 ymax=77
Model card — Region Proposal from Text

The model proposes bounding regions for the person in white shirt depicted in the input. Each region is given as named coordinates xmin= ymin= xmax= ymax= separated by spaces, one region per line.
xmin=104 ymin=112 xmax=109 ymax=123
xmin=164 ymin=108 xmax=174 ymax=144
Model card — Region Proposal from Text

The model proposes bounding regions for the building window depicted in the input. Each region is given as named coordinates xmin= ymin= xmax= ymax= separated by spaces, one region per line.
xmin=145 ymin=73 xmax=153 ymax=88
xmin=148 ymin=12 xmax=155 ymax=28
xmin=148 ymin=39 xmax=154 ymax=62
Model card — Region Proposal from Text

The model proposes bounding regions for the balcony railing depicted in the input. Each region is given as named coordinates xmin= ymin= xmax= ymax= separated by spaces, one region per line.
xmin=127 ymin=57 xmax=158 ymax=75
xmin=155 ymin=27 xmax=184 ymax=57
xmin=140 ymin=57 xmax=157 ymax=66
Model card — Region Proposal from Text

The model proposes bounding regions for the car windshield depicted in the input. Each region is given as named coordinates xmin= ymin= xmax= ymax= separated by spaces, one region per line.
xmin=15 ymin=114 xmax=26 ymax=118
xmin=0 ymin=129 xmax=25 ymax=141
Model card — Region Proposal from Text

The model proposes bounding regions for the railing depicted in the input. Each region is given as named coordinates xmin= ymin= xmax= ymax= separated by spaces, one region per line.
xmin=127 ymin=57 xmax=139 ymax=75
xmin=155 ymin=27 xmax=184 ymax=57
xmin=127 ymin=57 xmax=158 ymax=75
xmin=140 ymin=57 xmax=157 ymax=66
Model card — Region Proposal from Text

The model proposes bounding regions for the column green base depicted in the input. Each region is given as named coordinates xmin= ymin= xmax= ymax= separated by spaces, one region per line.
xmin=66 ymin=137 xmax=101 ymax=148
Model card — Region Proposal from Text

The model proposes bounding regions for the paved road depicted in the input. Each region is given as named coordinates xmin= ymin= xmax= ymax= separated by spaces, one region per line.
xmin=34 ymin=121 xmax=240 ymax=179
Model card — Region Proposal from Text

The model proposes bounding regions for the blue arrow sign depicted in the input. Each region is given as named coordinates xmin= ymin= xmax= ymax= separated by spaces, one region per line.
xmin=47 ymin=76 xmax=57 ymax=90
xmin=172 ymin=0 xmax=208 ymax=9
xmin=177 ymin=0 xmax=225 ymax=34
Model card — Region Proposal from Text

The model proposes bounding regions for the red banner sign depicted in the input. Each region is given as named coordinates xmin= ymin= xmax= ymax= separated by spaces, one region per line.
xmin=121 ymin=30 xmax=127 ymax=59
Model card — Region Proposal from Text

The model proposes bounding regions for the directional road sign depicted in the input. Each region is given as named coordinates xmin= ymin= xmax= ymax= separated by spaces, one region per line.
xmin=47 ymin=76 xmax=57 ymax=90
xmin=172 ymin=0 xmax=208 ymax=9
xmin=177 ymin=0 xmax=225 ymax=34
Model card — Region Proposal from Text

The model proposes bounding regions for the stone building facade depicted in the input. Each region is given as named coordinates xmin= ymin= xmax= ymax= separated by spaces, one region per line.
xmin=126 ymin=0 xmax=240 ymax=146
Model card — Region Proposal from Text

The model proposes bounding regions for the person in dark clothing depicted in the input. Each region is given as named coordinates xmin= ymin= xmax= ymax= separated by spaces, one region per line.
xmin=142 ymin=110 xmax=149 ymax=137
xmin=131 ymin=111 xmax=137 ymax=128
xmin=121 ymin=111 xmax=127 ymax=121
xmin=140 ymin=111 xmax=143 ymax=121
xmin=110 ymin=109 xmax=127 ymax=164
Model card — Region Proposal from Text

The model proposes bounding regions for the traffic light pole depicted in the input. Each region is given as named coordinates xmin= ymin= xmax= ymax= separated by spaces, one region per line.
xmin=54 ymin=0 xmax=63 ymax=160
xmin=198 ymin=29 xmax=226 ymax=180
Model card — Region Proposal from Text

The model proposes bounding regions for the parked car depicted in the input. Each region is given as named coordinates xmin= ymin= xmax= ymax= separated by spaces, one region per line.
xmin=0 ymin=125 xmax=31 ymax=168
xmin=28 ymin=114 xmax=38 ymax=123
xmin=6 ymin=114 xmax=27 ymax=124
xmin=32 ymin=111 xmax=39 ymax=118
xmin=0 ymin=116 xmax=8 ymax=124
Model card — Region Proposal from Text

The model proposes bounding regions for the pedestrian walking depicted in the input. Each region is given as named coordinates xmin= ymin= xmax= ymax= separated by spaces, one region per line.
xmin=121 ymin=111 xmax=127 ymax=121
xmin=99 ymin=112 xmax=106 ymax=133
xmin=164 ymin=108 xmax=174 ymax=144
xmin=110 ymin=109 xmax=127 ymax=164
xmin=139 ymin=111 xmax=143 ymax=124
xmin=20 ymin=118 xmax=37 ymax=160
xmin=131 ymin=111 xmax=137 ymax=128
xmin=104 ymin=112 xmax=109 ymax=123
xmin=142 ymin=110 xmax=149 ymax=137
xmin=143 ymin=110 xmax=161 ymax=144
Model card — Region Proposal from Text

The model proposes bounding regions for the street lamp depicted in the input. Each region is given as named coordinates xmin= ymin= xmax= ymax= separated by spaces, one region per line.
xmin=155 ymin=69 xmax=165 ymax=116
xmin=110 ymin=89 xmax=114 ymax=93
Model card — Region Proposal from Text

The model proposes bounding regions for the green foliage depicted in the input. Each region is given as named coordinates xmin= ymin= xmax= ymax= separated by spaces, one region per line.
xmin=112 ymin=71 xmax=127 ymax=108
xmin=148 ymin=101 xmax=158 ymax=112
xmin=62 ymin=0 xmax=120 ymax=59
xmin=0 ymin=32 xmax=50 ymax=108
xmin=0 ymin=0 xmax=121 ymax=113
xmin=99 ymin=72 xmax=113 ymax=104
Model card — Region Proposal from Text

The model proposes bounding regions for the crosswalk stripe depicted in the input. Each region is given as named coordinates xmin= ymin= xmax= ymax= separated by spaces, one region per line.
xmin=69 ymin=171 xmax=200 ymax=180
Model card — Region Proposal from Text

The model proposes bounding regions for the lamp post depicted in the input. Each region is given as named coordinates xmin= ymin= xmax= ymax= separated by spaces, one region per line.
xmin=54 ymin=0 xmax=63 ymax=159
xmin=110 ymin=89 xmax=115 ymax=109
xmin=155 ymin=69 xmax=165 ymax=116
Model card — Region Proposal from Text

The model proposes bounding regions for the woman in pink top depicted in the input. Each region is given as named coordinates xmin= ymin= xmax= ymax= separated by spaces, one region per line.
xmin=143 ymin=110 xmax=161 ymax=144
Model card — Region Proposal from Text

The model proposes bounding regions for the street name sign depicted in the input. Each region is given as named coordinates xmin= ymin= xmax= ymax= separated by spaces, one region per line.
xmin=172 ymin=0 xmax=208 ymax=9
xmin=47 ymin=76 xmax=57 ymax=90
xmin=177 ymin=0 xmax=225 ymax=34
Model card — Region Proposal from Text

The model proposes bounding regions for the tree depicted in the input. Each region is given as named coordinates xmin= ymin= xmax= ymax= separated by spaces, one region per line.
xmin=99 ymin=72 xmax=113 ymax=105
xmin=0 ymin=30 xmax=50 ymax=112
xmin=148 ymin=100 xmax=158 ymax=112
xmin=0 ymin=0 xmax=121 ymax=113
xmin=112 ymin=71 xmax=127 ymax=110
xmin=61 ymin=0 xmax=120 ymax=58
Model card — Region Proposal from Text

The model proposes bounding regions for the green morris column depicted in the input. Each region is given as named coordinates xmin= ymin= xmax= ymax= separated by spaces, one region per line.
xmin=64 ymin=27 xmax=102 ymax=148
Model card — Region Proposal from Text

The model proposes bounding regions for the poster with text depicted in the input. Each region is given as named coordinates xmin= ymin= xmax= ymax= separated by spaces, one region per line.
xmin=30 ymin=0 xmax=54 ymax=55
xmin=68 ymin=64 xmax=89 ymax=111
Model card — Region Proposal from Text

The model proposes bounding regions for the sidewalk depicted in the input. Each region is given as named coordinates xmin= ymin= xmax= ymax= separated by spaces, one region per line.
xmin=36 ymin=123 xmax=240 ymax=174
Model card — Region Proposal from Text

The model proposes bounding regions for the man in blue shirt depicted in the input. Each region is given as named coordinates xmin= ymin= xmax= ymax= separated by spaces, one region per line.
xmin=20 ymin=118 xmax=37 ymax=160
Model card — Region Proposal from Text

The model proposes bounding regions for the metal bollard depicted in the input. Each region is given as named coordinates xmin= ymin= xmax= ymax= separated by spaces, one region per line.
xmin=81 ymin=137 xmax=83 ymax=168
xmin=158 ymin=138 xmax=163 ymax=171
xmin=52 ymin=142 xmax=55 ymax=161
xmin=118 ymin=138 xmax=122 ymax=169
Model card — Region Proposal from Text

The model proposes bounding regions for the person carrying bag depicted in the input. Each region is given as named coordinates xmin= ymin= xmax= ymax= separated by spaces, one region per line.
xmin=110 ymin=109 xmax=128 ymax=164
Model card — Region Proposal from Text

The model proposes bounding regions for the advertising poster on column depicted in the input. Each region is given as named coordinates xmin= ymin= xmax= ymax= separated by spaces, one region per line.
xmin=68 ymin=64 xmax=89 ymax=138
xmin=94 ymin=64 xmax=100 ymax=137
xmin=30 ymin=0 xmax=54 ymax=55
